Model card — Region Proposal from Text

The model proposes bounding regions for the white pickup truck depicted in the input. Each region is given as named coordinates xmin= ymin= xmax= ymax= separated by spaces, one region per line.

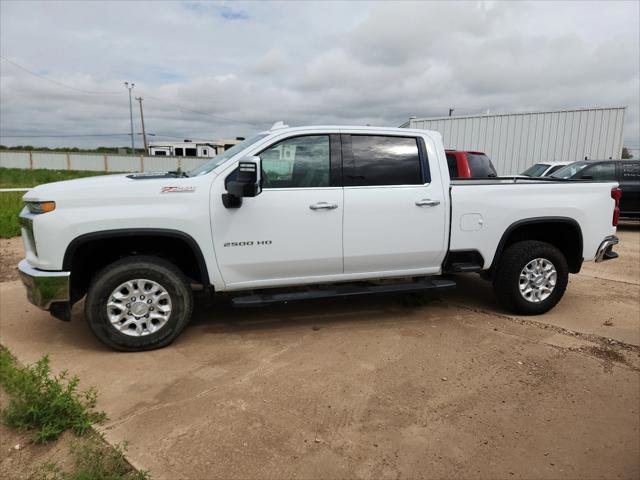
xmin=18 ymin=124 xmax=621 ymax=351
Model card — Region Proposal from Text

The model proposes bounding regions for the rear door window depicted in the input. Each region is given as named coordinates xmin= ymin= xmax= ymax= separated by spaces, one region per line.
xmin=446 ymin=153 xmax=459 ymax=178
xmin=466 ymin=153 xmax=497 ymax=177
xmin=346 ymin=135 xmax=424 ymax=186
xmin=580 ymin=163 xmax=616 ymax=181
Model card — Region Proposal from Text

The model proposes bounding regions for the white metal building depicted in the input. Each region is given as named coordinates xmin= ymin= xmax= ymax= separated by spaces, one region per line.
xmin=401 ymin=106 xmax=626 ymax=175
xmin=148 ymin=138 xmax=243 ymax=158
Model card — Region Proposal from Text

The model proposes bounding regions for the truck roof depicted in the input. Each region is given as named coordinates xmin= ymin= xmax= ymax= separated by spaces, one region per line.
xmin=262 ymin=124 xmax=441 ymax=137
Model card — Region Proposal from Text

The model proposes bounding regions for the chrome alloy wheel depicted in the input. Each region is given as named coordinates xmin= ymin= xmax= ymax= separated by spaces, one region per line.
xmin=106 ymin=279 xmax=172 ymax=336
xmin=519 ymin=258 xmax=557 ymax=303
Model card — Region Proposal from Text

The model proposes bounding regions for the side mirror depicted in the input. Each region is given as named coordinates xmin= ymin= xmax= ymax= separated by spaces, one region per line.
xmin=222 ymin=156 xmax=262 ymax=208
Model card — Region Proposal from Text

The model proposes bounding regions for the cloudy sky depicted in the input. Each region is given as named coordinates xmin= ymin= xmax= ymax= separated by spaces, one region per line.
xmin=1 ymin=0 xmax=638 ymax=149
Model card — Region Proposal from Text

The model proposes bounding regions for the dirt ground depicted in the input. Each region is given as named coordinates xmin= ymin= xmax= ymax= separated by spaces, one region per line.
xmin=0 ymin=236 xmax=21 ymax=282
xmin=0 ymin=223 xmax=638 ymax=479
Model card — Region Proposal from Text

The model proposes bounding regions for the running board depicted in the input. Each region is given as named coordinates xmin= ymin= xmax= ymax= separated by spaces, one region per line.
xmin=231 ymin=278 xmax=457 ymax=308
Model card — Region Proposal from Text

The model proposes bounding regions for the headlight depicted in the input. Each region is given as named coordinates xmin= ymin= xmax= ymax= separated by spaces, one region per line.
xmin=25 ymin=201 xmax=56 ymax=214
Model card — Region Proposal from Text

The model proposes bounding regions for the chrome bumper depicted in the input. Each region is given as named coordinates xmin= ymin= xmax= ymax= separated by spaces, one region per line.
xmin=594 ymin=235 xmax=619 ymax=263
xmin=18 ymin=259 xmax=70 ymax=310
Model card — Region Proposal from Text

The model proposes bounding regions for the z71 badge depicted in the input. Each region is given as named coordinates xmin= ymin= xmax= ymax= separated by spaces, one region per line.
xmin=161 ymin=186 xmax=196 ymax=193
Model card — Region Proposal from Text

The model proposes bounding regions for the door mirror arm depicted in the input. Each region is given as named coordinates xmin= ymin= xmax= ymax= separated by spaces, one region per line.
xmin=222 ymin=156 xmax=262 ymax=209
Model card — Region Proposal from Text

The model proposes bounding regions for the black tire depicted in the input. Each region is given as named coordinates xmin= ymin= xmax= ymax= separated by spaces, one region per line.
xmin=85 ymin=255 xmax=193 ymax=351
xmin=492 ymin=240 xmax=568 ymax=315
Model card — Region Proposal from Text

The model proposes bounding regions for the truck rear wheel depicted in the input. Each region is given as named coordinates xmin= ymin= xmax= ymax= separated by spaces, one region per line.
xmin=492 ymin=240 xmax=568 ymax=315
xmin=85 ymin=256 xmax=193 ymax=351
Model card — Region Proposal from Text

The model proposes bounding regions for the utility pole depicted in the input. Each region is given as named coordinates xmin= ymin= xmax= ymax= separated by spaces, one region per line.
xmin=135 ymin=96 xmax=148 ymax=153
xmin=448 ymin=108 xmax=454 ymax=117
xmin=124 ymin=81 xmax=135 ymax=153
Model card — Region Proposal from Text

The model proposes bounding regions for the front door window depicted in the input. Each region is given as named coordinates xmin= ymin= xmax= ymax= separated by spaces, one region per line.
xmin=260 ymin=135 xmax=330 ymax=188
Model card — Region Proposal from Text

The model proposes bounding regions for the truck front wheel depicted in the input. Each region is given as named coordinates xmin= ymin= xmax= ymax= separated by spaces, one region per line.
xmin=492 ymin=240 xmax=568 ymax=315
xmin=85 ymin=256 xmax=193 ymax=351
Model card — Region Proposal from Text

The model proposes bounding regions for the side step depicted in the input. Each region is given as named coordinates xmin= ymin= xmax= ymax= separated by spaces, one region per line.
xmin=231 ymin=278 xmax=456 ymax=308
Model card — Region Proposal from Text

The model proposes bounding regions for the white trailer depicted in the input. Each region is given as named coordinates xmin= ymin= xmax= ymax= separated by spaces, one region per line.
xmin=148 ymin=138 xmax=244 ymax=158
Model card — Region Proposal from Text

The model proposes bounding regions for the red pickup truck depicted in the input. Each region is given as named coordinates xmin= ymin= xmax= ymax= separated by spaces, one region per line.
xmin=446 ymin=150 xmax=498 ymax=178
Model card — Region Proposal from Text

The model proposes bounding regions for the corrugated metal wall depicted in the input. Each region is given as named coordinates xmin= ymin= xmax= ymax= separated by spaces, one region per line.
xmin=403 ymin=107 xmax=626 ymax=175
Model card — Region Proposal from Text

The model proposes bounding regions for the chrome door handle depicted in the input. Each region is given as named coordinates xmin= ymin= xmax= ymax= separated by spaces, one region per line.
xmin=415 ymin=199 xmax=440 ymax=207
xmin=309 ymin=202 xmax=338 ymax=211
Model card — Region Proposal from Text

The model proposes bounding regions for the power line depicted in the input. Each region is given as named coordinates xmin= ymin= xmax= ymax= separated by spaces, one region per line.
xmin=1 ymin=55 xmax=264 ymax=127
xmin=143 ymin=94 xmax=263 ymax=127
xmin=0 ymin=56 xmax=124 ymax=95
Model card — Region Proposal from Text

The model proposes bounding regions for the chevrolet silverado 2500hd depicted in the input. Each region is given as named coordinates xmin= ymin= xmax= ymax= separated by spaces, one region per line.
xmin=18 ymin=124 xmax=621 ymax=351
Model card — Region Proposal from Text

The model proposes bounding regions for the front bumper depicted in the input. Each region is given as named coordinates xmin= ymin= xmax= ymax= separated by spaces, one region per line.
xmin=18 ymin=259 xmax=70 ymax=310
xmin=594 ymin=235 xmax=619 ymax=263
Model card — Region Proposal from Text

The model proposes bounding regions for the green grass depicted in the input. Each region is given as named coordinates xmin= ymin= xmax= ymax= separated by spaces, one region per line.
xmin=0 ymin=168 xmax=106 ymax=237
xmin=0 ymin=191 xmax=23 ymax=237
xmin=0 ymin=349 xmax=107 ymax=443
xmin=38 ymin=434 xmax=150 ymax=480
xmin=0 ymin=167 xmax=104 ymax=188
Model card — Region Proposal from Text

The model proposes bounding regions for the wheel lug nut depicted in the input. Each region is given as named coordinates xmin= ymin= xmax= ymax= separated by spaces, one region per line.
xmin=126 ymin=303 xmax=130 ymax=308
xmin=149 ymin=307 xmax=154 ymax=311
xmin=140 ymin=295 xmax=145 ymax=300
xmin=145 ymin=314 xmax=149 ymax=318
xmin=127 ymin=311 xmax=132 ymax=316
xmin=147 ymin=299 xmax=152 ymax=304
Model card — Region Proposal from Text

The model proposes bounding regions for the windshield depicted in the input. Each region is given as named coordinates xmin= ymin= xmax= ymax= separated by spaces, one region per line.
xmin=521 ymin=163 xmax=550 ymax=177
xmin=189 ymin=134 xmax=269 ymax=176
xmin=550 ymin=161 xmax=589 ymax=178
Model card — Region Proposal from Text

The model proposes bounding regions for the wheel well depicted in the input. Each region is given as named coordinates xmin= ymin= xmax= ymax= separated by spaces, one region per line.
xmin=64 ymin=231 xmax=209 ymax=303
xmin=492 ymin=219 xmax=583 ymax=274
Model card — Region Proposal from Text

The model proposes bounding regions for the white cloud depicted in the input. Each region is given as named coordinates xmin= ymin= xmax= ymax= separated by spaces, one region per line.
xmin=0 ymin=0 xmax=638 ymax=150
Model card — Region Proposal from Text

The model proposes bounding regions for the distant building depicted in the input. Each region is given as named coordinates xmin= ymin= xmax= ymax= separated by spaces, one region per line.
xmin=148 ymin=138 xmax=244 ymax=158
xmin=401 ymin=106 xmax=626 ymax=175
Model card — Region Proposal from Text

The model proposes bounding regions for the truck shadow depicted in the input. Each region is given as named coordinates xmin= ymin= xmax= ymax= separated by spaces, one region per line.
xmin=188 ymin=274 xmax=502 ymax=336
xmin=190 ymin=292 xmax=444 ymax=334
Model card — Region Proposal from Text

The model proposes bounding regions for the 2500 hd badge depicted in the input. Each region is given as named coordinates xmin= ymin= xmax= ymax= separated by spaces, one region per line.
xmin=224 ymin=240 xmax=273 ymax=247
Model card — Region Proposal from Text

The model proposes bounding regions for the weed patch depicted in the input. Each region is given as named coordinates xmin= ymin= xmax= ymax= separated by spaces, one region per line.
xmin=37 ymin=434 xmax=150 ymax=480
xmin=0 ymin=349 xmax=106 ymax=443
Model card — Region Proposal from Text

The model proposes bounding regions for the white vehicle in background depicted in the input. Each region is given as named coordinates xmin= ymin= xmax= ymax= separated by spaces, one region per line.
xmin=521 ymin=162 xmax=571 ymax=177
xmin=17 ymin=123 xmax=621 ymax=351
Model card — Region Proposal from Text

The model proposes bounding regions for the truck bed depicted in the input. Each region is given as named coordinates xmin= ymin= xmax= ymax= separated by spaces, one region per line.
xmin=449 ymin=179 xmax=618 ymax=269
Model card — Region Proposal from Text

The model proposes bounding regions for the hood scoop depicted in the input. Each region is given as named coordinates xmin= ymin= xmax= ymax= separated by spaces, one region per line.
xmin=128 ymin=171 xmax=187 ymax=180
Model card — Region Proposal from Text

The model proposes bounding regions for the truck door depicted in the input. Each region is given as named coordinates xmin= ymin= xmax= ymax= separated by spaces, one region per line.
xmin=342 ymin=134 xmax=447 ymax=274
xmin=211 ymin=134 xmax=343 ymax=288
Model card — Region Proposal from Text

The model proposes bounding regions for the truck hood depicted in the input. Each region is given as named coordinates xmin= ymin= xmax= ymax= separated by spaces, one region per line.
xmin=23 ymin=173 xmax=200 ymax=205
